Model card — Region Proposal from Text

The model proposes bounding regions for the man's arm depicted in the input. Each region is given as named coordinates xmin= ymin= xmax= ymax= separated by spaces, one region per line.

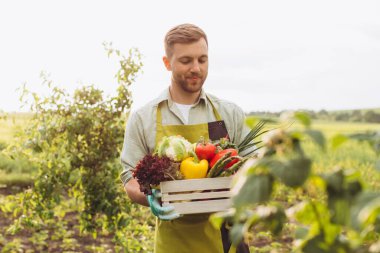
xmin=124 ymin=178 xmax=149 ymax=206
xmin=120 ymin=111 xmax=149 ymax=204
xmin=120 ymin=110 xmax=180 ymax=220
xmin=124 ymin=174 xmax=181 ymax=220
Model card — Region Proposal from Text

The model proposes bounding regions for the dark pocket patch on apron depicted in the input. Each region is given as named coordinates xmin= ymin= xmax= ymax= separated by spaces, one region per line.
xmin=208 ymin=120 xmax=229 ymax=141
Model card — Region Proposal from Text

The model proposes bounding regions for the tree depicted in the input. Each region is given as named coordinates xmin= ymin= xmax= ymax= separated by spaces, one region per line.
xmin=3 ymin=45 xmax=155 ymax=251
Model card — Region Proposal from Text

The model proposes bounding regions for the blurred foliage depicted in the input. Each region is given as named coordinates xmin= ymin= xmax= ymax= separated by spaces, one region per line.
xmin=0 ymin=44 xmax=156 ymax=252
xmin=212 ymin=111 xmax=380 ymax=253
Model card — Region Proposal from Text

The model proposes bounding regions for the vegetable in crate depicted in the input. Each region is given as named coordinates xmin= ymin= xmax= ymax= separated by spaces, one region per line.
xmin=237 ymin=120 xmax=268 ymax=155
xmin=205 ymin=121 xmax=268 ymax=177
xmin=209 ymin=148 xmax=239 ymax=169
xmin=133 ymin=154 xmax=182 ymax=195
xmin=207 ymin=151 xmax=244 ymax=177
xmin=195 ymin=138 xmax=216 ymax=161
xmin=180 ymin=156 xmax=209 ymax=179
xmin=213 ymin=137 xmax=238 ymax=150
xmin=155 ymin=135 xmax=194 ymax=161
xmin=211 ymin=121 xmax=267 ymax=158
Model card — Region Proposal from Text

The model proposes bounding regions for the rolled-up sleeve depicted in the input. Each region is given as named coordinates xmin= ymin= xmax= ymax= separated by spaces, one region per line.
xmin=120 ymin=111 xmax=149 ymax=186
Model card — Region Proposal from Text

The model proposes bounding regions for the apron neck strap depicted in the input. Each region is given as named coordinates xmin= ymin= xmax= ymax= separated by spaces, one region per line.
xmin=206 ymin=95 xmax=222 ymax=121
xmin=156 ymin=94 xmax=222 ymax=127
xmin=157 ymin=101 xmax=163 ymax=128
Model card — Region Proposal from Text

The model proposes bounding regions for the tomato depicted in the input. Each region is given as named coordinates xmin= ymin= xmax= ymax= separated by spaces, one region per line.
xmin=209 ymin=148 xmax=239 ymax=169
xmin=195 ymin=142 xmax=216 ymax=161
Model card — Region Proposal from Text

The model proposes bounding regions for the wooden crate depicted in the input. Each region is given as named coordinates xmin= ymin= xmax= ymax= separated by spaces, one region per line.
xmin=160 ymin=176 xmax=233 ymax=215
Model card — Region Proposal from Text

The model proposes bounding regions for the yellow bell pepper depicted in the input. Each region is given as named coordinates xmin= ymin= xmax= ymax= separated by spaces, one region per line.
xmin=180 ymin=157 xmax=209 ymax=179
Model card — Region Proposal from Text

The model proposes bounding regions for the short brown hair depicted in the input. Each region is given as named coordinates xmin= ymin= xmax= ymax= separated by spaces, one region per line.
xmin=164 ymin=23 xmax=208 ymax=58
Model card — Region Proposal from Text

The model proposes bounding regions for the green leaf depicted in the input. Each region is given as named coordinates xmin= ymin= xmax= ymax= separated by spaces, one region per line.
xmin=301 ymin=230 xmax=350 ymax=253
xmin=305 ymin=130 xmax=326 ymax=150
xmin=351 ymin=192 xmax=380 ymax=230
xmin=295 ymin=226 xmax=309 ymax=239
xmin=375 ymin=159 xmax=380 ymax=172
xmin=238 ymin=120 xmax=266 ymax=152
xmin=294 ymin=201 xmax=330 ymax=226
xmin=330 ymin=134 xmax=348 ymax=149
xmin=301 ymin=234 xmax=330 ymax=253
xmin=356 ymin=195 xmax=380 ymax=230
xmin=328 ymin=197 xmax=350 ymax=225
xmin=290 ymin=130 xmax=304 ymax=140
xmin=229 ymin=223 xmax=246 ymax=246
xmin=294 ymin=111 xmax=311 ymax=127
xmin=347 ymin=180 xmax=362 ymax=197
xmin=256 ymin=205 xmax=286 ymax=235
xmin=323 ymin=170 xmax=344 ymax=196
xmin=269 ymin=157 xmax=311 ymax=188
xmin=209 ymin=209 xmax=235 ymax=230
xmin=231 ymin=174 xmax=273 ymax=209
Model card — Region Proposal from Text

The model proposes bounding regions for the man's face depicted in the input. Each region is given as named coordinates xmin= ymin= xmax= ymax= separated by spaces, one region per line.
xmin=164 ymin=38 xmax=208 ymax=94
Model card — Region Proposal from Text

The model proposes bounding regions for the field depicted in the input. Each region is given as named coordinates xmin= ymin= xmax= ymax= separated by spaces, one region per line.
xmin=1 ymin=114 xmax=379 ymax=252
xmin=0 ymin=113 xmax=33 ymax=143
xmin=0 ymin=113 xmax=36 ymax=189
xmin=312 ymin=120 xmax=380 ymax=136
xmin=299 ymin=121 xmax=380 ymax=190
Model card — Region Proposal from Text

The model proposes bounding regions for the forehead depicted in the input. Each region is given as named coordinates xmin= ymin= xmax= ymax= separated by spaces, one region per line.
xmin=171 ymin=38 xmax=208 ymax=58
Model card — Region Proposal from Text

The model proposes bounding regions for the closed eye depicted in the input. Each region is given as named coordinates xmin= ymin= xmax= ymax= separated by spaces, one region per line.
xmin=179 ymin=57 xmax=191 ymax=64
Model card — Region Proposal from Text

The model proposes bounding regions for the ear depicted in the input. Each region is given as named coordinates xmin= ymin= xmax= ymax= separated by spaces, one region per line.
xmin=162 ymin=56 xmax=172 ymax=71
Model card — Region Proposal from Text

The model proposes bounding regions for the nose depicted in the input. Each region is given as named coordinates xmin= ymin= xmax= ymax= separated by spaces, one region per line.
xmin=190 ymin=61 xmax=201 ymax=73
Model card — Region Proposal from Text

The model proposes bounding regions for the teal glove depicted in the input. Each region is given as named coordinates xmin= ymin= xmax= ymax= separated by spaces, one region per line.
xmin=147 ymin=189 xmax=181 ymax=221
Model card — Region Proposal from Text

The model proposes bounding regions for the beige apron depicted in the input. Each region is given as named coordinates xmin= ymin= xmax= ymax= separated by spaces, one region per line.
xmin=153 ymin=96 xmax=245 ymax=253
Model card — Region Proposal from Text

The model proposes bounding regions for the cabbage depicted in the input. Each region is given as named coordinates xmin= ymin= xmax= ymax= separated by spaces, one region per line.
xmin=155 ymin=136 xmax=194 ymax=161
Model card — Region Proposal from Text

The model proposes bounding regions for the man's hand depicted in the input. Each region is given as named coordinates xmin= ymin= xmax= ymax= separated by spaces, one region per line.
xmin=147 ymin=189 xmax=181 ymax=221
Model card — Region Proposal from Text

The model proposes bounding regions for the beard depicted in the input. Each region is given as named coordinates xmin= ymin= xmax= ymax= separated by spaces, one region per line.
xmin=174 ymin=73 xmax=207 ymax=94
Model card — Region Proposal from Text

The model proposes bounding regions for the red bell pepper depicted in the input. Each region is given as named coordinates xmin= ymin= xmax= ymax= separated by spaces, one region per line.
xmin=209 ymin=148 xmax=239 ymax=169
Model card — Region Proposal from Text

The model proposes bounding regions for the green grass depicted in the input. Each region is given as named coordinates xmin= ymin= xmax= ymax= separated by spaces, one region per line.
xmin=311 ymin=120 xmax=380 ymax=137
xmin=300 ymin=121 xmax=379 ymax=192
xmin=0 ymin=171 xmax=34 ymax=188
xmin=0 ymin=112 xmax=33 ymax=143
xmin=259 ymin=118 xmax=380 ymax=138
xmin=0 ymin=153 xmax=37 ymax=187
xmin=302 ymin=121 xmax=380 ymax=190
xmin=0 ymin=113 xmax=35 ymax=186
xmin=267 ymin=120 xmax=380 ymax=205
xmin=303 ymin=140 xmax=380 ymax=190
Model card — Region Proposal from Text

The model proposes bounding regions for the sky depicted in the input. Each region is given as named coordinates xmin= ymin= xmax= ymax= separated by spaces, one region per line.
xmin=0 ymin=0 xmax=379 ymax=113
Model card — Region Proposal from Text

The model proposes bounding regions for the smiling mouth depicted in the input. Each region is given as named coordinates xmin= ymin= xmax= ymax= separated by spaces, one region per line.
xmin=187 ymin=78 xmax=200 ymax=84
xmin=187 ymin=76 xmax=200 ymax=80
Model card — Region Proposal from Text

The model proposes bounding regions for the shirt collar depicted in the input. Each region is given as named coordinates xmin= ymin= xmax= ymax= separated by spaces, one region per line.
xmin=156 ymin=87 xmax=207 ymax=107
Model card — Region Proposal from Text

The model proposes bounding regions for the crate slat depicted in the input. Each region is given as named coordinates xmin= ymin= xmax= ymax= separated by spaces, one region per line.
xmin=160 ymin=176 xmax=233 ymax=193
xmin=163 ymin=199 xmax=232 ymax=215
xmin=160 ymin=176 xmax=233 ymax=214
xmin=162 ymin=190 xmax=231 ymax=202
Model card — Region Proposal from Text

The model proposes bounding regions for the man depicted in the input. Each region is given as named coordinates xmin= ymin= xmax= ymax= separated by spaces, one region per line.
xmin=120 ymin=24 xmax=250 ymax=253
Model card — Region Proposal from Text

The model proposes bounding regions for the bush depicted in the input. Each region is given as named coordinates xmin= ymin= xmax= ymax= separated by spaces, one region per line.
xmin=0 ymin=140 xmax=7 ymax=151
xmin=4 ymin=45 xmax=151 ymax=251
